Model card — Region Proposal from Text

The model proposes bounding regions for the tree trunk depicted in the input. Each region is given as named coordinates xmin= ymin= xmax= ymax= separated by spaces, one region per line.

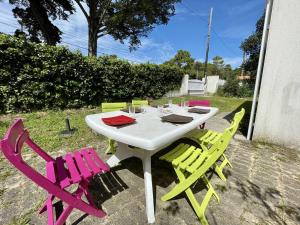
xmin=88 ymin=1 xmax=98 ymax=57
xmin=88 ymin=24 xmax=98 ymax=56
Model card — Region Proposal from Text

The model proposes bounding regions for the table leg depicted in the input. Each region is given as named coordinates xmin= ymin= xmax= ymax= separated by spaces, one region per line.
xmin=142 ymin=151 xmax=155 ymax=224
xmin=106 ymin=143 xmax=135 ymax=168
xmin=106 ymin=143 xmax=156 ymax=223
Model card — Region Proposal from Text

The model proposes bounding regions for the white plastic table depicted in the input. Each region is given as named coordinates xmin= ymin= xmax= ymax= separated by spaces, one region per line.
xmin=85 ymin=105 xmax=218 ymax=223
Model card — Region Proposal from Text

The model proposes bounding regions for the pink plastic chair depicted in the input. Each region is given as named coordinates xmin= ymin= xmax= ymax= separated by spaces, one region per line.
xmin=0 ymin=119 xmax=110 ymax=225
xmin=188 ymin=100 xmax=210 ymax=107
xmin=188 ymin=100 xmax=211 ymax=129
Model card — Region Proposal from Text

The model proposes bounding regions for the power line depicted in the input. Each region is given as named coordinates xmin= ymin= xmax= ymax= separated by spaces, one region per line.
xmin=211 ymin=29 xmax=241 ymax=56
xmin=0 ymin=20 xmax=144 ymax=63
xmin=180 ymin=2 xmax=241 ymax=57
xmin=0 ymin=21 xmax=19 ymax=29
xmin=62 ymin=31 xmax=148 ymax=58
xmin=180 ymin=2 xmax=208 ymax=24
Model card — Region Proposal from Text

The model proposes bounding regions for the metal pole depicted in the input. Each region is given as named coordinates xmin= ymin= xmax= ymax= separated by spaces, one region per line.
xmin=203 ymin=7 xmax=213 ymax=85
xmin=247 ymin=0 xmax=273 ymax=140
xmin=241 ymin=51 xmax=246 ymax=77
xmin=65 ymin=118 xmax=71 ymax=131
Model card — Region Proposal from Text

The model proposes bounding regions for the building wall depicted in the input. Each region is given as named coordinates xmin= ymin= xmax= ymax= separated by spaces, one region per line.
xmin=253 ymin=0 xmax=300 ymax=149
xmin=202 ymin=76 xmax=220 ymax=94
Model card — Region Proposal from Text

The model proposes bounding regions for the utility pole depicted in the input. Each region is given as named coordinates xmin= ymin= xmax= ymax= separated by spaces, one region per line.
xmin=241 ymin=51 xmax=246 ymax=77
xmin=203 ymin=7 xmax=213 ymax=84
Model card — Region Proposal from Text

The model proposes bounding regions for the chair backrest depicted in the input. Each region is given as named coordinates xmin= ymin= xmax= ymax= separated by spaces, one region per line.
xmin=132 ymin=99 xmax=148 ymax=108
xmin=188 ymin=128 xmax=232 ymax=174
xmin=0 ymin=119 xmax=61 ymax=190
xmin=234 ymin=108 xmax=245 ymax=124
xmin=101 ymin=102 xmax=127 ymax=112
xmin=0 ymin=119 xmax=91 ymax=211
xmin=188 ymin=100 xmax=210 ymax=107
xmin=227 ymin=108 xmax=245 ymax=135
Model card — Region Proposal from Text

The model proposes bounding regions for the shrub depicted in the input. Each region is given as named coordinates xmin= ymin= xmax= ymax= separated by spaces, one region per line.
xmin=0 ymin=34 xmax=183 ymax=113
xmin=218 ymin=75 xmax=253 ymax=98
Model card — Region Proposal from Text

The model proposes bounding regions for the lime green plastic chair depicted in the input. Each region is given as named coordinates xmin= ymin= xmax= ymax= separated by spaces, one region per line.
xmin=160 ymin=129 xmax=233 ymax=225
xmin=131 ymin=99 xmax=148 ymax=108
xmin=101 ymin=102 xmax=127 ymax=154
xmin=186 ymin=108 xmax=245 ymax=181
xmin=102 ymin=102 xmax=127 ymax=113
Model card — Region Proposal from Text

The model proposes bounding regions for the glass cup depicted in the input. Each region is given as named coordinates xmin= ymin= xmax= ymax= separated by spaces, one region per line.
xmin=184 ymin=101 xmax=189 ymax=109
xmin=168 ymin=99 xmax=172 ymax=107
xmin=157 ymin=105 xmax=163 ymax=116
xmin=141 ymin=104 xmax=146 ymax=114
xmin=180 ymin=101 xmax=185 ymax=108
xmin=129 ymin=105 xmax=135 ymax=117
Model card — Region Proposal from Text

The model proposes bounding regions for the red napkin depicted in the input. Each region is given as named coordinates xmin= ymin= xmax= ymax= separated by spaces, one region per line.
xmin=102 ymin=115 xmax=136 ymax=126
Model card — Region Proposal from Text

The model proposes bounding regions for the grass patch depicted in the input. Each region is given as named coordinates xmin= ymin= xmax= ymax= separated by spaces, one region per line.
xmin=0 ymin=108 xmax=105 ymax=153
xmin=154 ymin=95 xmax=252 ymax=135
xmin=153 ymin=95 xmax=251 ymax=113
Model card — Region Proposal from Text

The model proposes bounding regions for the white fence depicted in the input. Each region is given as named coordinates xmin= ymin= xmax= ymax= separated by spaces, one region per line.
xmin=188 ymin=79 xmax=205 ymax=95
xmin=165 ymin=74 xmax=225 ymax=97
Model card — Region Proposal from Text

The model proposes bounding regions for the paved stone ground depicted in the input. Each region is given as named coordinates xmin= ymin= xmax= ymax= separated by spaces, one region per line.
xmin=0 ymin=113 xmax=300 ymax=225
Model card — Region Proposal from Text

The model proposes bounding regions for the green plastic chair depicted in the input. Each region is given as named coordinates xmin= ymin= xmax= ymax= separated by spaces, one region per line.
xmin=186 ymin=108 xmax=245 ymax=181
xmin=101 ymin=102 xmax=127 ymax=113
xmin=101 ymin=102 xmax=127 ymax=154
xmin=160 ymin=129 xmax=233 ymax=225
xmin=131 ymin=99 xmax=148 ymax=108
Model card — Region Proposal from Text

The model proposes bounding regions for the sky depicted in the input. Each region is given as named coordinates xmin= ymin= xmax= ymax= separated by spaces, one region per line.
xmin=0 ymin=0 xmax=265 ymax=68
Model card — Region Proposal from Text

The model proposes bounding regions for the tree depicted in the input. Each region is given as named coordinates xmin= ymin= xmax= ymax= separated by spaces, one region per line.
xmin=74 ymin=0 xmax=180 ymax=56
xmin=164 ymin=50 xmax=195 ymax=70
xmin=223 ymin=64 xmax=232 ymax=79
xmin=240 ymin=14 xmax=264 ymax=80
xmin=9 ymin=0 xmax=74 ymax=45
xmin=211 ymin=56 xmax=224 ymax=76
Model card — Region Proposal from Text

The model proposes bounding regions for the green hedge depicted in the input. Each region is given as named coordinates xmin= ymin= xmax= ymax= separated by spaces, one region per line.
xmin=0 ymin=34 xmax=183 ymax=113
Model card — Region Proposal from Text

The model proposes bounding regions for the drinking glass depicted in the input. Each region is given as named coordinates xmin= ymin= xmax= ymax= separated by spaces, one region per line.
xmin=168 ymin=99 xmax=172 ymax=107
xmin=129 ymin=105 xmax=135 ymax=117
xmin=141 ymin=104 xmax=146 ymax=113
xmin=184 ymin=101 xmax=189 ymax=109
xmin=157 ymin=105 xmax=163 ymax=116
xmin=180 ymin=100 xmax=185 ymax=108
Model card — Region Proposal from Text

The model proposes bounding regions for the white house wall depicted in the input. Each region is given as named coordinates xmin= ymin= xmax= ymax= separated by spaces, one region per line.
xmin=253 ymin=0 xmax=300 ymax=149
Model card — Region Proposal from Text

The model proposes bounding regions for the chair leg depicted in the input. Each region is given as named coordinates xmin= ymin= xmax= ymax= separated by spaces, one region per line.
xmin=161 ymin=163 xmax=208 ymax=202
xmin=222 ymin=154 xmax=233 ymax=168
xmin=54 ymin=205 xmax=74 ymax=225
xmin=105 ymin=138 xmax=116 ymax=154
xmin=202 ymin=175 xmax=220 ymax=203
xmin=213 ymin=154 xmax=232 ymax=182
xmin=199 ymin=122 xmax=206 ymax=129
xmin=172 ymin=167 xmax=217 ymax=225
xmin=214 ymin=163 xmax=227 ymax=181
xmin=45 ymin=195 xmax=55 ymax=225
xmin=39 ymin=194 xmax=55 ymax=214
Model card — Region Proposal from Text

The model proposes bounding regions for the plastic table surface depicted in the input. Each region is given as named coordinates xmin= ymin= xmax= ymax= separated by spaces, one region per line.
xmin=85 ymin=105 xmax=219 ymax=151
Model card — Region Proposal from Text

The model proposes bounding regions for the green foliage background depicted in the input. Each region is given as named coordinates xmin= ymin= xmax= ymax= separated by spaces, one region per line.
xmin=0 ymin=34 xmax=183 ymax=113
xmin=217 ymin=75 xmax=253 ymax=98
